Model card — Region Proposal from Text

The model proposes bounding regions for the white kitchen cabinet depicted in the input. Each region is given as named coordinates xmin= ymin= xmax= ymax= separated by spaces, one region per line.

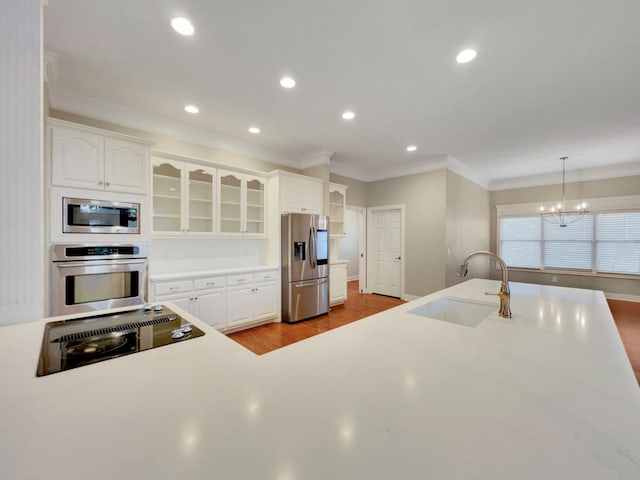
xmin=253 ymin=271 xmax=279 ymax=320
xmin=191 ymin=278 xmax=226 ymax=329
xmin=50 ymin=122 xmax=148 ymax=195
xmin=152 ymin=279 xmax=193 ymax=319
xmin=279 ymin=172 xmax=323 ymax=214
xmin=151 ymin=269 xmax=278 ymax=332
xmin=152 ymin=156 xmax=216 ymax=235
xmin=226 ymin=270 xmax=278 ymax=328
xmin=330 ymin=263 xmax=348 ymax=306
xmin=217 ymin=170 xmax=266 ymax=237
xmin=152 ymin=275 xmax=226 ymax=329
xmin=329 ymin=183 xmax=347 ymax=237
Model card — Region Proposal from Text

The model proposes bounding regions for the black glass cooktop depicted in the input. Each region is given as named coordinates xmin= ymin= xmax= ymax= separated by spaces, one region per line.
xmin=37 ymin=306 xmax=205 ymax=376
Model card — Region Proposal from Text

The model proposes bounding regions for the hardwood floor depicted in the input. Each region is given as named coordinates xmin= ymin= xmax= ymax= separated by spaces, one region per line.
xmin=228 ymin=282 xmax=640 ymax=385
xmin=608 ymin=299 xmax=640 ymax=385
xmin=227 ymin=281 xmax=404 ymax=355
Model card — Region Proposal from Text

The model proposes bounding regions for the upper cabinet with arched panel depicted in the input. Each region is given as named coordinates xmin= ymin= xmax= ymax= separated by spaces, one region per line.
xmin=217 ymin=170 xmax=266 ymax=237
xmin=329 ymin=183 xmax=348 ymax=237
xmin=49 ymin=119 xmax=149 ymax=195
xmin=151 ymin=155 xmax=216 ymax=235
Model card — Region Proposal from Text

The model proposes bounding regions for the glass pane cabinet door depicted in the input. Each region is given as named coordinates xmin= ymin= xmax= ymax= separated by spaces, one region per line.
xmin=153 ymin=162 xmax=182 ymax=232
xmin=219 ymin=172 xmax=242 ymax=234
xmin=245 ymin=177 xmax=265 ymax=235
xmin=188 ymin=167 xmax=214 ymax=233
xmin=329 ymin=188 xmax=345 ymax=236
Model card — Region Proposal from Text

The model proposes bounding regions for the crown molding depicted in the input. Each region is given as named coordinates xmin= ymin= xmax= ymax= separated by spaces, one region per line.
xmin=299 ymin=150 xmax=334 ymax=169
xmin=489 ymin=160 xmax=640 ymax=191
xmin=444 ymin=156 xmax=491 ymax=189
xmin=330 ymin=155 xmax=447 ymax=182
xmin=329 ymin=154 xmax=491 ymax=187
xmin=48 ymin=89 xmax=300 ymax=169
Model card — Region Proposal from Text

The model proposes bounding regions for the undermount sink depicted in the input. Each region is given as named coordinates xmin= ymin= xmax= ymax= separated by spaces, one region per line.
xmin=408 ymin=296 xmax=496 ymax=327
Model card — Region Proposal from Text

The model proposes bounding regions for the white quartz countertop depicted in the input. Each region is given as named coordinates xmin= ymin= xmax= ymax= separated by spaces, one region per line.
xmin=330 ymin=258 xmax=349 ymax=265
xmin=149 ymin=264 xmax=279 ymax=281
xmin=1 ymin=279 xmax=639 ymax=479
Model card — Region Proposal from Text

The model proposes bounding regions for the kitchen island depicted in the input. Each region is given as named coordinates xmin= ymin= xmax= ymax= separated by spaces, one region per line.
xmin=1 ymin=279 xmax=639 ymax=479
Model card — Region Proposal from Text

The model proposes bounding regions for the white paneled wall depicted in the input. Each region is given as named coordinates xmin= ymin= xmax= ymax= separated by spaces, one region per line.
xmin=0 ymin=1 xmax=44 ymax=324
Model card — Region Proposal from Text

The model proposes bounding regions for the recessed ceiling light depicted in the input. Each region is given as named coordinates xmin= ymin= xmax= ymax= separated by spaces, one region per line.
xmin=248 ymin=127 xmax=260 ymax=134
xmin=184 ymin=104 xmax=199 ymax=114
xmin=456 ymin=48 xmax=477 ymax=64
xmin=342 ymin=111 xmax=355 ymax=120
xmin=406 ymin=145 xmax=417 ymax=152
xmin=280 ymin=77 xmax=296 ymax=89
xmin=171 ymin=17 xmax=194 ymax=36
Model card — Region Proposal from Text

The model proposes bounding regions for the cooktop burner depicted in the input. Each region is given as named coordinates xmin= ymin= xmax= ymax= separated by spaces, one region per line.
xmin=37 ymin=306 xmax=205 ymax=376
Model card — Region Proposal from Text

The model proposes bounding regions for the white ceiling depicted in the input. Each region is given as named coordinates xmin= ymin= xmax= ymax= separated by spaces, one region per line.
xmin=43 ymin=0 xmax=640 ymax=189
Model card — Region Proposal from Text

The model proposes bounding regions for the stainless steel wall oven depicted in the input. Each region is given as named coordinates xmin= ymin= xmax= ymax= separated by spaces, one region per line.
xmin=50 ymin=243 xmax=148 ymax=316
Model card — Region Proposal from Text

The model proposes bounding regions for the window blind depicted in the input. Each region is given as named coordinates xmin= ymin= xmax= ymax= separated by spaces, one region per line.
xmin=596 ymin=212 xmax=640 ymax=274
xmin=543 ymin=215 xmax=593 ymax=270
xmin=498 ymin=209 xmax=640 ymax=276
xmin=500 ymin=217 xmax=541 ymax=268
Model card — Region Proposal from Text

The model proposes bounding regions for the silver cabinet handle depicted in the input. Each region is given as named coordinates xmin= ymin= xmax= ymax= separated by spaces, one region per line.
xmin=105 ymin=182 xmax=110 ymax=186
xmin=169 ymin=287 xmax=179 ymax=291
xmin=396 ymin=256 xmax=401 ymax=260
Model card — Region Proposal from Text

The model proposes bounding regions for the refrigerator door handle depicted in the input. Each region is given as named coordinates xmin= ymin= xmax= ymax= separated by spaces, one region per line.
xmin=294 ymin=277 xmax=327 ymax=288
xmin=309 ymin=226 xmax=317 ymax=268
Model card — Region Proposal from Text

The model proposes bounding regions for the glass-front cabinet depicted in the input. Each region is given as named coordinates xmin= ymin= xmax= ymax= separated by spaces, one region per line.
xmin=329 ymin=183 xmax=347 ymax=237
xmin=152 ymin=156 xmax=215 ymax=235
xmin=187 ymin=166 xmax=215 ymax=233
xmin=217 ymin=170 xmax=266 ymax=237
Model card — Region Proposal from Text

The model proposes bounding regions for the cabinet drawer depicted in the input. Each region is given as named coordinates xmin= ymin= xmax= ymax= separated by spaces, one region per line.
xmin=254 ymin=270 xmax=278 ymax=282
xmin=154 ymin=280 xmax=192 ymax=297
xmin=226 ymin=273 xmax=253 ymax=286
xmin=194 ymin=276 xmax=226 ymax=290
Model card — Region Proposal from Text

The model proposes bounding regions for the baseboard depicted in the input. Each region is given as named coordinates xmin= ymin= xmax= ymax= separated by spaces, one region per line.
xmin=402 ymin=294 xmax=419 ymax=302
xmin=347 ymin=275 xmax=359 ymax=281
xmin=605 ymin=292 xmax=640 ymax=303
xmin=221 ymin=317 xmax=278 ymax=334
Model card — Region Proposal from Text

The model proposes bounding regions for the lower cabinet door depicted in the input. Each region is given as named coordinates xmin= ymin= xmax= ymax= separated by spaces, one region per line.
xmin=253 ymin=281 xmax=278 ymax=320
xmin=330 ymin=264 xmax=348 ymax=305
xmin=227 ymin=285 xmax=254 ymax=326
xmin=154 ymin=295 xmax=192 ymax=314
xmin=194 ymin=289 xmax=226 ymax=329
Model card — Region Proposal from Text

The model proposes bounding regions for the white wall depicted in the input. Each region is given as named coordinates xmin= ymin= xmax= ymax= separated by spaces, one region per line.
xmin=0 ymin=1 xmax=43 ymax=325
xmin=445 ymin=171 xmax=491 ymax=286
xmin=366 ymin=169 xmax=447 ymax=297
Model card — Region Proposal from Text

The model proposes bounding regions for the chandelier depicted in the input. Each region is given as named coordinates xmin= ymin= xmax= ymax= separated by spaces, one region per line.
xmin=539 ymin=156 xmax=587 ymax=228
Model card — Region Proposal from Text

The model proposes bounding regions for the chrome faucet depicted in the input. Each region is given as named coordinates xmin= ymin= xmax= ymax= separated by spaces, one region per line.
xmin=456 ymin=251 xmax=512 ymax=318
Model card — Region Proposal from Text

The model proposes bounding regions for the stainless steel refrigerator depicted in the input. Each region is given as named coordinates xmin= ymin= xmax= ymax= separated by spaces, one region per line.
xmin=281 ymin=213 xmax=330 ymax=323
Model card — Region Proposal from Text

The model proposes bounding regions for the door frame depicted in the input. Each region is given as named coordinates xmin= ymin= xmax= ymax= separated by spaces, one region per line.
xmin=366 ymin=204 xmax=405 ymax=298
xmin=346 ymin=205 xmax=367 ymax=293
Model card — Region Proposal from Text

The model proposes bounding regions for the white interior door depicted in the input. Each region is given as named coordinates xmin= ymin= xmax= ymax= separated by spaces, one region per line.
xmin=367 ymin=207 xmax=403 ymax=298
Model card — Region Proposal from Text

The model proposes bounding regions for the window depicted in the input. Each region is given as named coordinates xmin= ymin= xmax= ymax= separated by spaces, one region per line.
xmin=595 ymin=212 xmax=640 ymax=275
xmin=498 ymin=207 xmax=640 ymax=276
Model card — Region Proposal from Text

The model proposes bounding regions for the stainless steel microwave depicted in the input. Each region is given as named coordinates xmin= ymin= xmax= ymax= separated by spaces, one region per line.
xmin=63 ymin=197 xmax=140 ymax=234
